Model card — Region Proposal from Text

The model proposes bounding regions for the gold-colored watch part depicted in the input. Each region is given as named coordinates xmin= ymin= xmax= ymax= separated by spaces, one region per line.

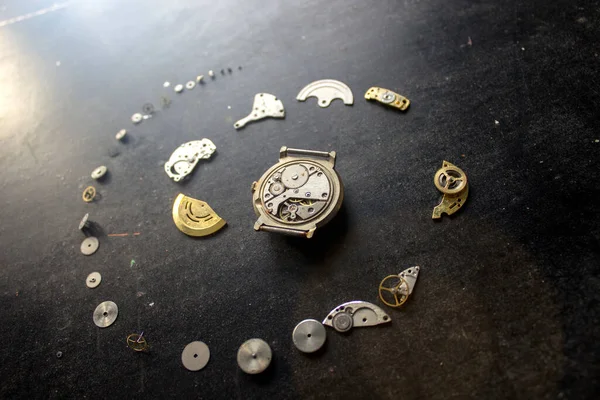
xmin=82 ymin=186 xmax=96 ymax=203
xmin=432 ymin=160 xmax=468 ymax=219
xmin=172 ymin=193 xmax=226 ymax=237
xmin=364 ymin=87 xmax=410 ymax=111
xmin=378 ymin=275 xmax=410 ymax=308
xmin=126 ymin=333 xmax=148 ymax=352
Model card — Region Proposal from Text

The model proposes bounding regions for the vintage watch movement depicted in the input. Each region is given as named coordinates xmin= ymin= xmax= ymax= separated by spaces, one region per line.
xmin=251 ymin=147 xmax=344 ymax=238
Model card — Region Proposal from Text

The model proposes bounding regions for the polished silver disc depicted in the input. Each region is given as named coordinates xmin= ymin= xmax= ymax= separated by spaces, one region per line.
xmin=332 ymin=312 xmax=353 ymax=332
xmin=237 ymin=338 xmax=272 ymax=374
xmin=181 ymin=341 xmax=210 ymax=371
xmin=93 ymin=301 xmax=118 ymax=328
xmin=78 ymin=213 xmax=89 ymax=230
xmin=91 ymin=166 xmax=107 ymax=179
xmin=81 ymin=237 xmax=99 ymax=255
xmin=293 ymin=319 xmax=326 ymax=353
xmin=86 ymin=272 xmax=101 ymax=288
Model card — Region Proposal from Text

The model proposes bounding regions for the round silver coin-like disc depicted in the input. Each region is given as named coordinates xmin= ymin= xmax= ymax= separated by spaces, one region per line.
xmin=181 ymin=341 xmax=210 ymax=371
xmin=81 ymin=237 xmax=99 ymax=255
xmin=79 ymin=213 xmax=89 ymax=230
xmin=86 ymin=272 xmax=101 ymax=288
xmin=332 ymin=312 xmax=353 ymax=332
xmin=293 ymin=319 xmax=326 ymax=353
xmin=91 ymin=166 xmax=107 ymax=179
xmin=237 ymin=338 xmax=272 ymax=374
xmin=93 ymin=301 xmax=118 ymax=328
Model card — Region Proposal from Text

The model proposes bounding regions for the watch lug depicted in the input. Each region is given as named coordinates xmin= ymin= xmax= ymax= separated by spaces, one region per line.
xmin=279 ymin=146 xmax=288 ymax=160
xmin=326 ymin=151 xmax=336 ymax=168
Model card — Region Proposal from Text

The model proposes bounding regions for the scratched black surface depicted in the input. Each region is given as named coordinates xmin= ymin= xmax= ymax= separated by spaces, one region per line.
xmin=0 ymin=0 xmax=599 ymax=399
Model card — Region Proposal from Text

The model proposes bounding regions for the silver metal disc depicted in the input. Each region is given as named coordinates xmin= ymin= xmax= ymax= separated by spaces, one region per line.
xmin=174 ymin=84 xmax=184 ymax=93
xmin=93 ymin=301 xmax=118 ymax=328
xmin=293 ymin=319 xmax=326 ymax=353
xmin=237 ymin=338 xmax=272 ymax=374
xmin=380 ymin=91 xmax=396 ymax=104
xmin=91 ymin=166 xmax=107 ymax=179
xmin=115 ymin=129 xmax=127 ymax=141
xmin=86 ymin=272 xmax=101 ymax=288
xmin=181 ymin=341 xmax=210 ymax=371
xmin=332 ymin=312 xmax=353 ymax=332
xmin=131 ymin=113 xmax=142 ymax=123
xmin=81 ymin=237 xmax=99 ymax=255
xmin=79 ymin=213 xmax=89 ymax=230
xmin=185 ymin=81 xmax=196 ymax=90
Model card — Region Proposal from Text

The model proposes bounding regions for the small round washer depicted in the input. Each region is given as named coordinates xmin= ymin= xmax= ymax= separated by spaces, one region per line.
xmin=181 ymin=341 xmax=210 ymax=371
xmin=81 ymin=237 xmax=99 ymax=256
xmin=380 ymin=91 xmax=396 ymax=104
xmin=293 ymin=319 xmax=326 ymax=353
xmin=91 ymin=166 xmax=107 ymax=180
xmin=163 ymin=81 xmax=170 ymax=88
xmin=332 ymin=312 xmax=353 ymax=333
xmin=174 ymin=84 xmax=184 ymax=93
xmin=115 ymin=129 xmax=127 ymax=141
xmin=185 ymin=81 xmax=196 ymax=90
xmin=93 ymin=301 xmax=118 ymax=328
xmin=131 ymin=113 xmax=143 ymax=124
xmin=86 ymin=272 xmax=101 ymax=288
xmin=237 ymin=338 xmax=272 ymax=374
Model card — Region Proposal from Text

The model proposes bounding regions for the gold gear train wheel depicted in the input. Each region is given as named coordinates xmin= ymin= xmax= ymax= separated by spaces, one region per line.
xmin=378 ymin=275 xmax=410 ymax=308
xmin=434 ymin=164 xmax=467 ymax=195
xmin=127 ymin=333 xmax=149 ymax=352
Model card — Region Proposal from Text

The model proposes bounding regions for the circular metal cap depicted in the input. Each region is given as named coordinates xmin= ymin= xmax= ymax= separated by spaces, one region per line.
xmin=174 ymin=84 xmax=184 ymax=93
xmin=86 ymin=272 xmax=101 ymax=288
xmin=81 ymin=237 xmax=99 ymax=255
xmin=293 ymin=319 xmax=326 ymax=353
xmin=131 ymin=113 xmax=143 ymax=123
xmin=93 ymin=301 xmax=118 ymax=328
xmin=332 ymin=312 xmax=353 ymax=332
xmin=185 ymin=81 xmax=196 ymax=90
xmin=181 ymin=341 xmax=210 ymax=371
xmin=380 ymin=91 xmax=396 ymax=104
xmin=79 ymin=213 xmax=89 ymax=230
xmin=116 ymin=129 xmax=127 ymax=141
xmin=91 ymin=166 xmax=107 ymax=180
xmin=237 ymin=338 xmax=272 ymax=374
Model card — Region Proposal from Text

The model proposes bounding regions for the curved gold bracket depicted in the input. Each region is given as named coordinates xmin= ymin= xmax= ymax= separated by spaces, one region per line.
xmin=378 ymin=275 xmax=409 ymax=308
xmin=172 ymin=193 xmax=226 ymax=237
xmin=432 ymin=160 xmax=468 ymax=219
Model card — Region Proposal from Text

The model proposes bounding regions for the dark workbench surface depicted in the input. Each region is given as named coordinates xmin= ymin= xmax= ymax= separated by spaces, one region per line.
xmin=1 ymin=0 xmax=599 ymax=398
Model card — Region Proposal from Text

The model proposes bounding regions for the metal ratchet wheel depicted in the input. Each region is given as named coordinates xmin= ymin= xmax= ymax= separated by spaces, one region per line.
xmin=251 ymin=147 xmax=344 ymax=238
